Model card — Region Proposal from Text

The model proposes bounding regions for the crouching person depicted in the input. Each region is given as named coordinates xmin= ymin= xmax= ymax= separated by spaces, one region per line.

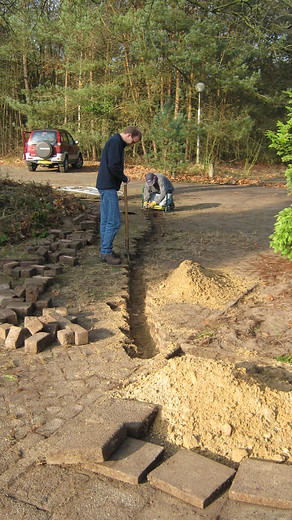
xmin=143 ymin=172 xmax=175 ymax=209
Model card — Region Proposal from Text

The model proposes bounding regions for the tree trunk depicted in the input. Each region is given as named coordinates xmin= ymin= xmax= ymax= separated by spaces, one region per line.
xmin=146 ymin=78 xmax=157 ymax=156
xmin=64 ymin=66 xmax=68 ymax=125
xmin=22 ymin=44 xmax=30 ymax=103
xmin=174 ymin=69 xmax=180 ymax=119
xmin=90 ymin=48 xmax=96 ymax=161
xmin=78 ymin=51 xmax=83 ymax=132
xmin=160 ymin=55 xmax=164 ymax=110
xmin=21 ymin=0 xmax=30 ymax=103
xmin=185 ymin=69 xmax=194 ymax=160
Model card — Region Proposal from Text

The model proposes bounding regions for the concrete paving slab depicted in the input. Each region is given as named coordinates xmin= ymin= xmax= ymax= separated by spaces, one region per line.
xmin=148 ymin=449 xmax=236 ymax=509
xmin=45 ymin=418 xmax=127 ymax=464
xmin=87 ymin=397 xmax=159 ymax=438
xmin=7 ymin=465 xmax=89 ymax=512
xmin=220 ymin=498 xmax=292 ymax=519
xmin=229 ymin=458 xmax=292 ymax=509
xmin=83 ymin=436 xmax=164 ymax=484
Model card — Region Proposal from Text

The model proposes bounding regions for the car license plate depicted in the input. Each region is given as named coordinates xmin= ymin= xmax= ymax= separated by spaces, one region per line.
xmin=38 ymin=160 xmax=51 ymax=165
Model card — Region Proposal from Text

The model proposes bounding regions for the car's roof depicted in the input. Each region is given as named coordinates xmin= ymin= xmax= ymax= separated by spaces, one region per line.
xmin=32 ymin=129 xmax=59 ymax=132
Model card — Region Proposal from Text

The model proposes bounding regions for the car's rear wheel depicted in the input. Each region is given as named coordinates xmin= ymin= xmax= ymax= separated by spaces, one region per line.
xmin=59 ymin=156 xmax=69 ymax=173
xmin=35 ymin=141 xmax=53 ymax=159
xmin=28 ymin=163 xmax=37 ymax=171
xmin=73 ymin=153 xmax=83 ymax=169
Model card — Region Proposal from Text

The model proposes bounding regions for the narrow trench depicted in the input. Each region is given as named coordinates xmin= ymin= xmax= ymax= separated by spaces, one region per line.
xmin=127 ymin=212 xmax=162 ymax=359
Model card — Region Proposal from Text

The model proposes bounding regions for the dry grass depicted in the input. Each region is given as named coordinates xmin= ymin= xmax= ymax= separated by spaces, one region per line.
xmin=0 ymin=178 xmax=85 ymax=245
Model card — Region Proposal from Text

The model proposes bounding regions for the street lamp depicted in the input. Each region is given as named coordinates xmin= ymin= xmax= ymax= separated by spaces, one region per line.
xmin=195 ymin=82 xmax=205 ymax=165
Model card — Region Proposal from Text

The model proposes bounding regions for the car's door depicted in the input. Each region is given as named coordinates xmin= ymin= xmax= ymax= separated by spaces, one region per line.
xmin=59 ymin=130 xmax=71 ymax=161
xmin=65 ymin=131 xmax=79 ymax=162
xmin=23 ymin=130 xmax=32 ymax=158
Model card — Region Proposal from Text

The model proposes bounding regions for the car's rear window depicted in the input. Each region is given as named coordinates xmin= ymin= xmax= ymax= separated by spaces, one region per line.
xmin=29 ymin=131 xmax=57 ymax=145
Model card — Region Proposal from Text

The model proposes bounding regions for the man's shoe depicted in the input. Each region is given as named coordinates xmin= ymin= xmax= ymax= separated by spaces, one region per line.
xmin=99 ymin=253 xmax=121 ymax=265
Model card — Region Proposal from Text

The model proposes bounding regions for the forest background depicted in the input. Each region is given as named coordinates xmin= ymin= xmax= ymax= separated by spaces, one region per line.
xmin=0 ymin=0 xmax=291 ymax=174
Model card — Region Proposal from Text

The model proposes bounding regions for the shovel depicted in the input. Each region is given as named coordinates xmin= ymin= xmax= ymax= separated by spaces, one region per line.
xmin=124 ymin=183 xmax=130 ymax=261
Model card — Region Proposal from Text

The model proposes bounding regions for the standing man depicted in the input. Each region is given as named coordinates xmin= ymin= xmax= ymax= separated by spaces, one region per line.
xmin=96 ymin=126 xmax=142 ymax=265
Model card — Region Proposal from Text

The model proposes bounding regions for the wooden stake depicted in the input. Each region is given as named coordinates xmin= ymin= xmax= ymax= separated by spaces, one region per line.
xmin=124 ymin=183 xmax=130 ymax=260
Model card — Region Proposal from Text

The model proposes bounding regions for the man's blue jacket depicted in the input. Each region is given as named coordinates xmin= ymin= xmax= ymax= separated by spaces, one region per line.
xmin=96 ymin=133 xmax=128 ymax=191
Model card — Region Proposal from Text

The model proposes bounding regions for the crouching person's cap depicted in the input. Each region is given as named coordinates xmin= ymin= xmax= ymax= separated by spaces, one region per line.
xmin=146 ymin=173 xmax=157 ymax=185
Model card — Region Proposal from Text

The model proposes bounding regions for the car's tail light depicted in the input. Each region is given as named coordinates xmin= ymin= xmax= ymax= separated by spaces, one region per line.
xmin=55 ymin=131 xmax=61 ymax=153
xmin=27 ymin=142 xmax=36 ymax=156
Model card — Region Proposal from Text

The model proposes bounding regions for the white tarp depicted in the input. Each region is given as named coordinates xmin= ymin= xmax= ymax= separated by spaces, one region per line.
xmin=57 ymin=186 xmax=123 ymax=197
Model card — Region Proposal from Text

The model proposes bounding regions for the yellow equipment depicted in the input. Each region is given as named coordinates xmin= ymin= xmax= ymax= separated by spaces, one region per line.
xmin=141 ymin=187 xmax=175 ymax=212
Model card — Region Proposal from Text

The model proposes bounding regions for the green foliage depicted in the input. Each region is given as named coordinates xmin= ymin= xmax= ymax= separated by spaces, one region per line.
xmin=266 ymin=90 xmax=292 ymax=193
xmin=276 ymin=354 xmax=292 ymax=365
xmin=267 ymin=91 xmax=292 ymax=260
xmin=0 ymin=232 xmax=8 ymax=245
xmin=149 ymin=100 xmax=188 ymax=175
xmin=0 ymin=0 xmax=291 ymax=165
xmin=270 ymin=205 xmax=292 ymax=260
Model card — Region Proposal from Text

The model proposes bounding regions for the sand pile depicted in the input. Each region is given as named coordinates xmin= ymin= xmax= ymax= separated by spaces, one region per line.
xmin=122 ymin=355 xmax=292 ymax=463
xmin=158 ymin=260 xmax=253 ymax=310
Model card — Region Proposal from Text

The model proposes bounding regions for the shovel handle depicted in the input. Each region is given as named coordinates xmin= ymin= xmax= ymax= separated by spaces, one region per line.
xmin=124 ymin=183 xmax=129 ymax=259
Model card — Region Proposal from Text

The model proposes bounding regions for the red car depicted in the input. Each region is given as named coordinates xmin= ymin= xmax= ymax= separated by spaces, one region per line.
xmin=23 ymin=129 xmax=83 ymax=172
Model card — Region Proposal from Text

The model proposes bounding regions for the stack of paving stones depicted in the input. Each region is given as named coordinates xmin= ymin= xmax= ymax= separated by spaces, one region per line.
xmin=44 ymin=397 xmax=292 ymax=511
xmin=1 ymin=307 xmax=89 ymax=353
xmin=0 ymin=207 xmax=98 ymax=353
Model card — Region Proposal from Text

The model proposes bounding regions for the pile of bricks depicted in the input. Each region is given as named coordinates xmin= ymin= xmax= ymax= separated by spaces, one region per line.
xmin=0 ymin=307 xmax=88 ymax=353
xmin=0 ymin=207 xmax=98 ymax=353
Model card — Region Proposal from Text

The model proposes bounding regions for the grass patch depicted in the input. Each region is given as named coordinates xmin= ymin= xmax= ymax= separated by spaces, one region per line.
xmin=197 ymin=328 xmax=214 ymax=339
xmin=276 ymin=354 xmax=292 ymax=365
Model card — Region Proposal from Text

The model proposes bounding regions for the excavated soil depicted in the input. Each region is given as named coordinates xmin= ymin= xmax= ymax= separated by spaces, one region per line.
xmin=123 ymin=355 xmax=292 ymax=464
xmin=157 ymin=260 xmax=254 ymax=310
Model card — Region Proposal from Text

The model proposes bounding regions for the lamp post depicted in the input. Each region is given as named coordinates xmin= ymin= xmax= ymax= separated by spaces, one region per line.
xmin=195 ymin=82 xmax=205 ymax=165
